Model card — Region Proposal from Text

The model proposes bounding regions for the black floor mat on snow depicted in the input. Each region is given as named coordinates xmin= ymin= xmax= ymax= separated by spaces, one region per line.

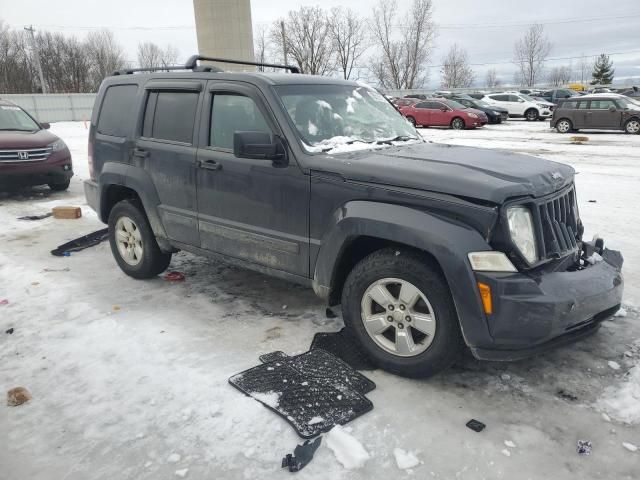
xmin=310 ymin=328 xmax=376 ymax=371
xmin=230 ymin=349 xmax=375 ymax=438
xmin=50 ymin=228 xmax=109 ymax=257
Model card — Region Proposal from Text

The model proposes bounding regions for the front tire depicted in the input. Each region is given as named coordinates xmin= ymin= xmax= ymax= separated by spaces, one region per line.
xmin=48 ymin=179 xmax=70 ymax=191
xmin=451 ymin=117 xmax=465 ymax=130
xmin=555 ymin=118 xmax=573 ymax=133
xmin=625 ymin=118 xmax=640 ymax=134
xmin=525 ymin=108 xmax=539 ymax=121
xmin=108 ymin=199 xmax=172 ymax=279
xmin=341 ymin=248 xmax=462 ymax=378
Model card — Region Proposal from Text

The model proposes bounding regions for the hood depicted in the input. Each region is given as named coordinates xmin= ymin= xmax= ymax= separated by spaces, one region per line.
xmin=0 ymin=129 xmax=58 ymax=149
xmin=307 ymin=141 xmax=575 ymax=204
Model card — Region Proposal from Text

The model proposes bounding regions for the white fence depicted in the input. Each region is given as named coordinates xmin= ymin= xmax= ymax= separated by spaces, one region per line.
xmin=1 ymin=93 xmax=97 ymax=123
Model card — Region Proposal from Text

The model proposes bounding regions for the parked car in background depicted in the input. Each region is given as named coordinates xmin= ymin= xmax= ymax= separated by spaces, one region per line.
xmin=519 ymin=89 xmax=543 ymax=96
xmin=393 ymin=97 xmax=420 ymax=108
xmin=0 ymin=99 xmax=73 ymax=191
xmin=619 ymin=86 xmax=640 ymax=98
xmin=551 ymin=94 xmax=640 ymax=134
xmin=588 ymin=87 xmax=613 ymax=94
xmin=404 ymin=94 xmax=428 ymax=100
xmin=482 ymin=92 xmax=552 ymax=120
xmin=539 ymin=89 xmax=579 ymax=105
xmin=399 ymin=99 xmax=488 ymax=129
xmin=452 ymin=97 xmax=509 ymax=124
xmin=531 ymin=96 xmax=556 ymax=111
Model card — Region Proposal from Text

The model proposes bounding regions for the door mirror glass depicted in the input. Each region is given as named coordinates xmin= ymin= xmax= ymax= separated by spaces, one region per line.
xmin=233 ymin=131 xmax=286 ymax=163
xmin=40 ymin=122 xmax=50 ymax=129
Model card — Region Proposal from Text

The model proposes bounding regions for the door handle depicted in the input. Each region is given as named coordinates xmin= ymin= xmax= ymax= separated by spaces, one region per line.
xmin=198 ymin=159 xmax=222 ymax=171
xmin=133 ymin=148 xmax=149 ymax=158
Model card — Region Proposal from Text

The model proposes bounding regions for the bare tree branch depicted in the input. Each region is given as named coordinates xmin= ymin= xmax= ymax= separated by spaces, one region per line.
xmin=440 ymin=43 xmax=474 ymax=88
xmin=327 ymin=7 xmax=368 ymax=80
xmin=513 ymin=24 xmax=552 ymax=87
xmin=485 ymin=68 xmax=500 ymax=88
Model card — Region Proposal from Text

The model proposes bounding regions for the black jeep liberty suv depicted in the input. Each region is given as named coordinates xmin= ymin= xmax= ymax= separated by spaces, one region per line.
xmin=84 ymin=56 xmax=623 ymax=378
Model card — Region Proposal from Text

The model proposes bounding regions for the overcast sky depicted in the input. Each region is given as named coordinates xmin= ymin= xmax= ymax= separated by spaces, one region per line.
xmin=1 ymin=0 xmax=639 ymax=88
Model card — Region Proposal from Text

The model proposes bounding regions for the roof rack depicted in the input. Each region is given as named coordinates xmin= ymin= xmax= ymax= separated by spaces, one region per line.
xmin=184 ymin=55 xmax=301 ymax=74
xmin=112 ymin=55 xmax=302 ymax=76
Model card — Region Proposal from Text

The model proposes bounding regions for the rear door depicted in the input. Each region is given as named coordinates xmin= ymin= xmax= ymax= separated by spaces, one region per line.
xmin=135 ymin=81 xmax=204 ymax=246
xmin=573 ymin=100 xmax=590 ymax=128
xmin=412 ymin=102 xmax=432 ymax=125
xmin=195 ymin=81 xmax=310 ymax=276
xmin=431 ymin=101 xmax=450 ymax=126
xmin=586 ymin=99 xmax=621 ymax=129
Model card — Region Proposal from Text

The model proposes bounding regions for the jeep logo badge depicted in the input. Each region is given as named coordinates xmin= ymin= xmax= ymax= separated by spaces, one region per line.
xmin=17 ymin=151 xmax=29 ymax=160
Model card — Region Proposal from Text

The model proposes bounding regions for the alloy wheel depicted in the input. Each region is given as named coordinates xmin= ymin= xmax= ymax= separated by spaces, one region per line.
xmin=360 ymin=277 xmax=437 ymax=357
xmin=451 ymin=118 xmax=465 ymax=130
xmin=115 ymin=216 xmax=144 ymax=266
xmin=557 ymin=120 xmax=571 ymax=133
xmin=626 ymin=120 xmax=640 ymax=134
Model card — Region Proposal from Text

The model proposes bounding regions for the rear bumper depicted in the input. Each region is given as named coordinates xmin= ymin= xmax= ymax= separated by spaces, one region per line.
xmin=470 ymin=248 xmax=624 ymax=361
xmin=84 ymin=179 xmax=100 ymax=214
xmin=0 ymin=151 xmax=73 ymax=188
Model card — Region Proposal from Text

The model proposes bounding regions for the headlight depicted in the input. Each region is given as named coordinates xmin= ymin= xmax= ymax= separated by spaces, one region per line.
xmin=537 ymin=103 xmax=548 ymax=109
xmin=468 ymin=252 xmax=517 ymax=272
xmin=507 ymin=206 xmax=538 ymax=264
xmin=467 ymin=112 xmax=478 ymax=118
xmin=493 ymin=111 xmax=501 ymax=115
xmin=49 ymin=139 xmax=67 ymax=152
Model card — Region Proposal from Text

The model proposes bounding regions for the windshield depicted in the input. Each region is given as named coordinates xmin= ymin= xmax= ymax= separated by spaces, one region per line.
xmin=519 ymin=94 xmax=537 ymax=102
xmin=274 ymin=84 xmax=420 ymax=153
xmin=445 ymin=99 xmax=467 ymax=109
xmin=0 ymin=105 xmax=40 ymax=131
xmin=474 ymin=100 xmax=491 ymax=108
xmin=618 ymin=97 xmax=640 ymax=109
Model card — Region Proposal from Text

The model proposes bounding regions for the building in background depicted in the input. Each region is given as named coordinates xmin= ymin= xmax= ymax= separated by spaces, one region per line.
xmin=192 ymin=0 xmax=254 ymax=71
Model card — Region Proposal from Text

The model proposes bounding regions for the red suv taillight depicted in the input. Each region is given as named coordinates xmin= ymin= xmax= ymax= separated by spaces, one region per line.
xmin=88 ymin=139 xmax=95 ymax=181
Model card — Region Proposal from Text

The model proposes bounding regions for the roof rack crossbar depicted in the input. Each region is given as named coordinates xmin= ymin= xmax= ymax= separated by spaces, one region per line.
xmin=113 ymin=65 xmax=193 ymax=76
xmin=185 ymin=55 xmax=301 ymax=74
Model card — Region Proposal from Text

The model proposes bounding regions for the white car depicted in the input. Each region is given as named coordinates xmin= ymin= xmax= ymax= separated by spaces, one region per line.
xmin=482 ymin=92 xmax=552 ymax=121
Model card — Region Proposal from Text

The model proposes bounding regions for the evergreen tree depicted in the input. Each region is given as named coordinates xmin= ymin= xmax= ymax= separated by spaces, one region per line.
xmin=591 ymin=53 xmax=614 ymax=85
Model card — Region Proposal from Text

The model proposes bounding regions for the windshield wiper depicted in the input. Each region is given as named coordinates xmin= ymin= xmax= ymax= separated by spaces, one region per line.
xmin=376 ymin=135 xmax=419 ymax=145
xmin=0 ymin=128 xmax=36 ymax=131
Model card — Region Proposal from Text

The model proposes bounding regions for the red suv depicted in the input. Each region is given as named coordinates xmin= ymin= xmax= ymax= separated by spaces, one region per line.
xmin=0 ymin=100 xmax=73 ymax=191
xmin=399 ymin=99 xmax=488 ymax=129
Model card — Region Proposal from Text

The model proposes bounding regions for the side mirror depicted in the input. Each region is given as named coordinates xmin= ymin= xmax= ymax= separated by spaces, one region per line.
xmin=441 ymin=107 xmax=448 ymax=112
xmin=233 ymin=131 xmax=286 ymax=164
xmin=40 ymin=122 xmax=50 ymax=129
xmin=608 ymin=105 xmax=616 ymax=112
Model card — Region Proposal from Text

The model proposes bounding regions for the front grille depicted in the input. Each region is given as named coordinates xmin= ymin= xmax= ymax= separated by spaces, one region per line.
xmin=0 ymin=147 xmax=52 ymax=163
xmin=536 ymin=186 xmax=580 ymax=259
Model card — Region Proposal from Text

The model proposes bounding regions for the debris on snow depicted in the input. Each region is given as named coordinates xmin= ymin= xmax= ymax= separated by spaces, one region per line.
xmin=393 ymin=448 xmax=420 ymax=469
xmin=18 ymin=212 xmax=52 ymax=221
xmin=6 ymin=327 xmax=14 ymax=334
xmin=325 ymin=425 xmax=370 ymax=469
xmin=504 ymin=440 xmax=516 ymax=448
xmin=577 ymin=440 xmax=592 ymax=456
xmin=500 ymin=374 xmax=511 ymax=381
xmin=608 ymin=361 xmax=621 ymax=370
xmin=0 ymin=299 xmax=8 ymax=306
xmin=167 ymin=453 xmax=181 ymax=463
xmin=163 ymin=271 xmax=186 ymax=282
xmin=282 ymin=437 xmax=322 ymax=472
xmin=175 ymin=468 xmax=189 ymax=477
xmin=557 ymin=389 xmax=578 ymax=402
xmin=501 ymin=449 xmax=511 ymax=457
xmin=622 ymin=442 xmax=638 ymax=452
xmin=7 ymin=387 xmax=32 ymax=406
xmin=465 ymin=419 xmax=486 ymax=432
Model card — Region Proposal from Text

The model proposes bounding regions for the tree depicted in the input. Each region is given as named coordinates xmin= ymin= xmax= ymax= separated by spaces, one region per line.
xmin=513 ymin=24 xmax=552 ymax=87
xmin=254 ymin=25 xmax=270 ymax=71
xmin=137 ymin=42 xmax=163 ymax=69
xmin=271 ymin=6 xmax=334 ymax=76
xmin=548 ymin=65 xmax=572 ymax=86
xmin=485 ymin=68 xmax=500 ymax=88
xmin=369 ymin=0 xmax=436 ymax=89
xmin=591 ymin=53 xmax=614 ymax=85
xmin=0 ymin=22 xmax=38 ymax=93
xmin=85 ymin=29 xmax=126 ymax=90
xmin=578 ymin=54 xmax=590 ymax=85
xmin=327 ymin=7 xmax=368 ymax=80
xmin=440 ymin=44 xmax=474 ymax=88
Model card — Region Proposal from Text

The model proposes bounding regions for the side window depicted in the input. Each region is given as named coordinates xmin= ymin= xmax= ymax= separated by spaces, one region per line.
xmin=491 ymin=95 xmax=507 ymax=102
xmin=142 ymin=90 xmax=199 ymax=143
xmin=414 ymin=102 xmax=429 ymax=109
xmin=590 ymin=100 xmax=615 ymax=110
xmin=562 ymin=101 xmax=578 ymax=109
xmin=97 ymin=84 xmax=138 ymax=137
xmin=578 ymin=101 xmax=590 ymax=109
xmin=509 ymin=95 xmax=522 ymax=102
xmin=210 ymin=94 xmax=271 ymax=150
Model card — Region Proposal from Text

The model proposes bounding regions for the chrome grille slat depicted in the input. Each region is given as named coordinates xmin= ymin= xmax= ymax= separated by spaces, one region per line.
xmin=0 ymin=147 xmax=52 ymax=163
xmin=537 ymin=186 xmax=579 ymax=259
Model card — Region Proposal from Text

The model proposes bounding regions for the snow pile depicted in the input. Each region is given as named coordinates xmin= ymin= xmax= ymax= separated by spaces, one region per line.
xmin=622 ymin=442 xmax=638 ymax=452
xmin=325 ymin=425 xmax=370 ymax=469
xmin=597 ymin=365 xmax=640 ymax=424
xmin=393 ymin=448 xmax=420 ymax=469
xmin=251 ymin=391 xmax=281 ymax=409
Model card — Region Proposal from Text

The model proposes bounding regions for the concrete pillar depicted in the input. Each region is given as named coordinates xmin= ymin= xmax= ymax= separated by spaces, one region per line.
xmin=192 ymin=0 xmax=254 ymax=71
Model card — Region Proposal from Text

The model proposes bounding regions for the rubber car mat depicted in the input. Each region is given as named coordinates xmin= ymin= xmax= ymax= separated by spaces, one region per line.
xmin=50 ymin=228 xmax=109 ymax=256
xmin=310 ymin=328 xmax=377 ymax=371
xmin=229 ymin=361 xmax=373 ymax=439
xmin=259 ymin=349 xmax=376 ymax=396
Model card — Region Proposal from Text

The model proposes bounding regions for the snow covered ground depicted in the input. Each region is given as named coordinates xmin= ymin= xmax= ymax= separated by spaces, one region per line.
xmin=1 ymin=121 xmax=639 ymax=479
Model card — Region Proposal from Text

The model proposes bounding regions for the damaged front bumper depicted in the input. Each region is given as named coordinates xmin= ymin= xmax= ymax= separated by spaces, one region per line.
xmin=470 ymin=247 xmax=624 ymax=361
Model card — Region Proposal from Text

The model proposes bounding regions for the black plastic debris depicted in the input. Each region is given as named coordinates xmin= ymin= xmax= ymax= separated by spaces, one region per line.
xmin=588 ymin=200 xmax=597 ymax=203
xmin=466 ymin=419 xmax=486 ymax=432
xmin=51 ymin=228 xmax=109 ymax=257
xmin=18 ymin=213 xmax=52 ymax=221
xmin=557 ymin=389 xmax=578 ymax=402
xmin=577 ymin=440 xmax=592 ymax=455
xmin=310 ymin=328 xmax=376 ymax=371
xmin=230 ymin=349 xmax=375 ymax=438
xmin=5 ymin=328 xmax=14 ymax=335
xmin=282 ymin=437 xmax=322 ymax=472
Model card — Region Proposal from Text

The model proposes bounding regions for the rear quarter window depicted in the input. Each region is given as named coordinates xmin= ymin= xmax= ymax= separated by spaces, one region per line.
xmin=142 ymin=90 xmax=199 ymax=144
xmin=97 ymin=84 xmax=138 ymax=137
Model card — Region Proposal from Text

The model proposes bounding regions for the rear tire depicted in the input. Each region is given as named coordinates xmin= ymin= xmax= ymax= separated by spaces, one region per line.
xmin=451 ymin=117 xmax=465 ymax=130
xmin=48 ymin=179 xmax=70 ymax=191
xmin=624 ymin=119 xmax=640 ymax=134
xmin=555 ymin=118 xmax=573 ymax=133
xmin=341 ymin=248 xmax=463 ymax=378
xmin=525 ymin=108 xmax=539 ymax=121
xmin=108 ymin=199 xmax=172 ymax=279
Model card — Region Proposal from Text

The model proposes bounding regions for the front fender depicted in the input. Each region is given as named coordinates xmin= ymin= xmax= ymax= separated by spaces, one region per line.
xmin=313 ymin=200 xmax=495 ymax=348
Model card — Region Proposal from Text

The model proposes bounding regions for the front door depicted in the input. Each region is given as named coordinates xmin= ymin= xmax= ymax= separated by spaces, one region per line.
xmin=412 ymin=102 xmax=432 ymax=126
xmin=135 ymin=81 xmax=204 ymax=246
xmin=195 ymin=82 xmax=310 ymax=276
xmin=586 ymin=99 xmax=621 ymax=129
